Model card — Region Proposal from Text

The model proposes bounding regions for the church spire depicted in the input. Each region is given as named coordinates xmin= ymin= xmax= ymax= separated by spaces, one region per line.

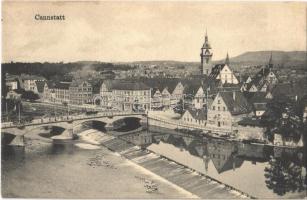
xmin=225 ymin=52 xmax=230 ymax=65
xmin=268 ymin=52 xmax=273 ymax=68
xmin=202 ymin=28 xmax=211 ymax=49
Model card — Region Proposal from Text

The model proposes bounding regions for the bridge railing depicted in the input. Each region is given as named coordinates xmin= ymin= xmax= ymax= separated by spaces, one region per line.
xmin=1 ymin=111 xmax=146 ymax=128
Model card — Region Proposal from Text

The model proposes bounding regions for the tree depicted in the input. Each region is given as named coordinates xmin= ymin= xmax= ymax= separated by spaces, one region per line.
xmin=21 ymin=91 xmax=40 ymax=102
xmin=261 ymin=96 xmax=304 ymax=144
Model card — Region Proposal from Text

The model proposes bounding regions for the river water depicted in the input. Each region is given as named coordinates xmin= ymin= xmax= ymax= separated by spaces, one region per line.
xmin=121 ymin=130 xmax=307 ymax=199
xmin=2 ymin=129 xmax=307 ymax=199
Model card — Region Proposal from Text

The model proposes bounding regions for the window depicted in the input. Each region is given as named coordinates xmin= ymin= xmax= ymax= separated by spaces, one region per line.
xmin=218 ymin=106 xmax=220 ymax=111
xmin=213 ymin=106 xmax=215 ymax=110
xmin=218 ymin=99 xmax=220 ymax=104
xmin=223 ymin=107 xmax=226 ymax=111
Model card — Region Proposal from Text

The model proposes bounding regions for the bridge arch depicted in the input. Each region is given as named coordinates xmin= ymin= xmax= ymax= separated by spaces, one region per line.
xmin=1 ymin=132 xmax=17 ymax=145
xmin=73 ymin=120 xmax=108 ymax=133
xmin=25 ymin=125 xmax=67 ymax=139
xmin=73 ymin=119 xmax=108 ymax=129
xmin=112 ymin=116 xmax=143 ymax=132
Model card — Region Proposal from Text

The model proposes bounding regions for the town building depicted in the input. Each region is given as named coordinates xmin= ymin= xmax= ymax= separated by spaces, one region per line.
xmin=151 ymin=88 xmax=163 ymax=110
xmin=243 ymin=54 xmax=278 ymax=93
xmin=69 ymin=80 xmax=93 ymax=105
xmin=43 ymin=81 xmax=70 ymax=103
xmin=246 ymin=91 xmax=273 ymax=117
xmin=19 ymin=74 xmax=45 ymax=92
xmin=99 ymin=80 xmax=151 ymax=111
xmin=207 ymin=91 xmax=252 ymax=130
xmin=142 ymin=78 xmax=184 ymax=109
xmin=181 ymin=108 xmax=207 ymax=127
xmin=5 ymin=76 xmax=19 ymax=91
xmin=183 ymin=83 xmax=208 ymax=109
xmin=208 ymin=62 xmax=239 ymax=85
xmin=200 ymin=30 xmax=213 ymax=76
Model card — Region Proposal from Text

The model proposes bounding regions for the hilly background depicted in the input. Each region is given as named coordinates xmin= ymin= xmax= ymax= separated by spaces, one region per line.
xmin=119 ymin=51 xmax=306 ymax=70
xmin=217 ymin=51 xmax=306 ymax=67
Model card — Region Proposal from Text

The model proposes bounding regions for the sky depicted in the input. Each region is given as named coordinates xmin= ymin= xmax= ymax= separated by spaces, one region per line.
xmin=2 ymin=1 xmax=306 ymax=63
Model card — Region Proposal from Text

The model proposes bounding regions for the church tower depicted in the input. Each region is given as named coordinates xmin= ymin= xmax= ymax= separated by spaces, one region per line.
xmin=200 ymin=30 xmax=213 ymax=75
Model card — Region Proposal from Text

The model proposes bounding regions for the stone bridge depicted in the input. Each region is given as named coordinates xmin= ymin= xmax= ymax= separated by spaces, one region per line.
xmin=1 ymin=111 xmax=147 ymax=145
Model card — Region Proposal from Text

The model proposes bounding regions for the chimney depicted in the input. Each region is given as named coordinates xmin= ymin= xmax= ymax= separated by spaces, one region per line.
xmin=233 ymin=91 xmax=236 ymax=100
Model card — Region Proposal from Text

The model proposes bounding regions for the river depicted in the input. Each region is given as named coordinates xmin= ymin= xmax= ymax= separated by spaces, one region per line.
xmin=2 ymin=128 xmax=307 ymax=198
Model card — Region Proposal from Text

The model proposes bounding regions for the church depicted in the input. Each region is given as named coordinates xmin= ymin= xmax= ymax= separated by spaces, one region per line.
xmin=200 ymin=31 xmax=239 ymax=85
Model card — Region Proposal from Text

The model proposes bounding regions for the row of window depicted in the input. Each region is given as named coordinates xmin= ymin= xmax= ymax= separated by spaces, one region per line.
xmin=212 ymin=106 xmax=227 ymax=111
xmin=183 ymin=117 xmax=206 ymax=125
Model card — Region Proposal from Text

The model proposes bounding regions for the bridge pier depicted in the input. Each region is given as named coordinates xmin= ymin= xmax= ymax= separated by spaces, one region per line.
xmin=140 ymin=118 xmax=148 ymax=129
xmin=105 ymin=123 xmax=114 ymax=131
xmin=9 ymin=135 xmax=25 ymax=146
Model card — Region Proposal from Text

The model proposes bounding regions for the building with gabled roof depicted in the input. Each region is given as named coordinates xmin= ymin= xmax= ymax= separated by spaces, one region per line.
xmin=209 ymin=63 xmax=239 ymax=85
xmin=140 ymin=78 xmax=185 ymax=109
xmin=181 ymin=108 xmax=207 ymax=127
xmin=151 ymin=88 xmax=163 ymax=110
xmin=207 ymin=91 xmax=252 ymax=130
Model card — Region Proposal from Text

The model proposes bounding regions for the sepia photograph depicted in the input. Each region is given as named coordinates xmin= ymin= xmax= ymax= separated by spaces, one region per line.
xmin=1 ymin=1 xmax=307 ymax=199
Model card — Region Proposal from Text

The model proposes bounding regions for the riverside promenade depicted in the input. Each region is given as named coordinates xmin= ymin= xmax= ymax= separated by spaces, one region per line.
xmin=99 ymin=134 xmax=252 ymax=199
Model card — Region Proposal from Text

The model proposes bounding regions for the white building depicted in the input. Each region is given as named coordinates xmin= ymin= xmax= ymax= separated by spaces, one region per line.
xmin=208 ymin=64 xmax=239 ymax=85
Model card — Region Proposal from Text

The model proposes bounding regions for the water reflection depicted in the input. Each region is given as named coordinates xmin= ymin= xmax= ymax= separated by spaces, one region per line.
xmin=119 ymin=130 xmax=306 ymax=197
xmin=264 ymin=151 xmax=305 ymax=196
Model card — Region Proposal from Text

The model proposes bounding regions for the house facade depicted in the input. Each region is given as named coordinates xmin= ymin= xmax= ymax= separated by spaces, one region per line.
xmin=100 ymin=80 xmax=151 ymax=111
xmin=193 ymin=86 xmax=206 ymax=109
xmin=5 ymin=78 xmax=18 ymax=90
xmin=209 ymin=64 xmax=239 ymax=85
xmin=207 ymin=91 xmax=252 ymax=130
xmin=181 ymin=108 xmax=207 ymax=127
xmin=43 ymin=81 xmax=70 ymax=103
xmin=69 ymin=80 xmax=93 ymax=105
xmin=170 ymin=82 xmax=184 ymax=107
xmin=151 ymin=88 xmax=163 ymax=110
xmin=20 ymin=74 xmax=45 ymax=92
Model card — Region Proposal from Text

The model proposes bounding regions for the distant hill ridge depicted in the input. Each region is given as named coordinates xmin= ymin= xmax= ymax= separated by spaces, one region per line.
xmin=116 ymin=51 xmax=306 ymax=67
xmin=219 ymin=51 xmax=306 ymax=65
